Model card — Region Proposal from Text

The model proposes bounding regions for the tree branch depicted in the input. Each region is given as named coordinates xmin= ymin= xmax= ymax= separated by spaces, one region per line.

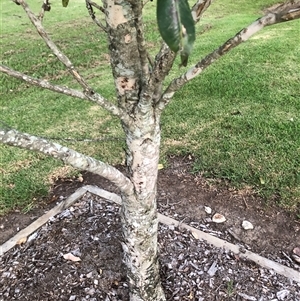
xmin=86 ymin=0 xmax=105 ymax=13
xmin=158 ymin=1 xmax=300 ymax=110
xmin=191 ymin=0 xmax=215 ymax=23
xmin=0 ymin=64 xmax=124 ymax=119
xmin=38 ymin=0 xmax=51 ymax=22
xmin=85 ymin=0 xmax=107 ymax=32
xmin=1 ymin=64 xmax=88 ymax=100
xmin=150 ymin=0 xmax=214 ymax=91
xmin=17 ymin=0 xmax=93 ymax=93
xmin=133 ymin=1 xmax=150 ymax=85
xmin=0 ymin=128 xmax=134 ymax=195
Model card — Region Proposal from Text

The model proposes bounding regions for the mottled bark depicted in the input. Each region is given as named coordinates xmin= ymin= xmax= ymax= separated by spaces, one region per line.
xmin=103 ymin=1 xmax=166 ymax=299
xmin=0 ymin=64 xmax=122 ymax=118
xmin=121 ymin=116 xmax=165 ymax=301
xmin=2 ymin=1 xmax=300 ymax=300
xmin=0 ymin=129 xmax=133 ymax=195
xmin=191 ymin=0 xmax=215 ymax=23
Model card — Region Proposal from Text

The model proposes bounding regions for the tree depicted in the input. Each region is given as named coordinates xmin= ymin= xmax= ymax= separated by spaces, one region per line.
xmin=1 ymin=0 xmax=300 ymax=300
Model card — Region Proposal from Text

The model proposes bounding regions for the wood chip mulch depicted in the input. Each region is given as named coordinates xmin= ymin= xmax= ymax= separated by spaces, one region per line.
xmin=1 ymin=193 xmax=299 ymax=301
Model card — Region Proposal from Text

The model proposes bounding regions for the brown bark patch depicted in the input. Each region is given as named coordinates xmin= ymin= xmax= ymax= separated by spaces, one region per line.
xmin=116 ymin=77 xmax=136 ymax=95
xmin=124 ymin=34 xmax=132 ymax=43
xmin=106 ymin=1 xmax=128 ymax=29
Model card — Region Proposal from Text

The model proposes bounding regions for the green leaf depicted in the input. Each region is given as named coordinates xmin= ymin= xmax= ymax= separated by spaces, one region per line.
xmin=62 ymin=0 xmax=69 ymax=7
xmin=157 ymin=0 xmax=195 ymax=66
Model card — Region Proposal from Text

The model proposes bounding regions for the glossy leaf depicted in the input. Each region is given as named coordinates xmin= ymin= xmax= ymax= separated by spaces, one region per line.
xmin=157 ymin=0 xmax=195 ymax=66
xmin=62 ymin=0 xmax=69 ymax=7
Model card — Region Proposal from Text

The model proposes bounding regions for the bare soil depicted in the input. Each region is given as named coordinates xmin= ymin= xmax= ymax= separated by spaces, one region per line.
xmin=0 ymin=156 xmax=299 ymax=300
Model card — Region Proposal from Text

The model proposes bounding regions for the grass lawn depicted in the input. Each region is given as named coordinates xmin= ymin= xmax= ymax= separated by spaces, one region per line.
xmin=0 ymin=0 xmax=299 ymax=215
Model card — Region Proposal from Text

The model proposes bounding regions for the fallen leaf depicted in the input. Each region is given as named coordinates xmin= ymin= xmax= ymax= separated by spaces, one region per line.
xmin=63 ymin=252 xmax=81 ymax=262
xmin=158 ymin=164 xmax=164 ymax=170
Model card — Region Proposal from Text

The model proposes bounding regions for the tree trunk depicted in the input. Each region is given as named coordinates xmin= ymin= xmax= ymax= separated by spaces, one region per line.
xmin=121 ymin=114 xmax=166 ymax=300
xmin=103 ymin=1 xmax=166 ymax=299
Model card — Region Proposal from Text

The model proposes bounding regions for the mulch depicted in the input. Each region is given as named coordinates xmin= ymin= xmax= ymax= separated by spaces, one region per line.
xmin=0 ymin=156 xmax=299 ymax=300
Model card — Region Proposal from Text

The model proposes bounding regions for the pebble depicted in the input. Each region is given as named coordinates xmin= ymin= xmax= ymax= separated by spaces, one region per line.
xmin=293 ymin=247 xmax=300 ymax=256
xmin=242 ymin=220 xmax=254 ymax=230
xmin=212 ymin=213 xmax=226 ymax=223
xmin=207 ymin=260 xmax=218 ymax=276
xmin=292 ymin=254 xmax=300 ymax=263
xmin=85 ymin=288 xmax=95 ymax=295
xmin=204 ymin=206 xmax=212 ymax=214
xmin=86 ymin=272 xmax=93 ymax=278
xmin=238 ymin=292 xmax=257 ymax=300
xmin=276 ymin=289 xmax=290 ymax=300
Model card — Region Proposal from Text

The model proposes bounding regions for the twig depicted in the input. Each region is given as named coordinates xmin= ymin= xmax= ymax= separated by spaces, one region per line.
xmin=85 ymin=0 xmax=107 ymax=32
xmin=13 ymin=0 xmax=123 ymax=119
xmin=86 ymin=0 xmax=105 ymax=13
xmin=0 ymin=64 xmax=88 ymax=100
xmin=282 ymin=251 xmax=294 ymax=264
xmin=38 ymin=0 xmax=51 ymax=22
xmin=243 ymin=197 xmax=249 ymax=209
xmin=149 ymin=0 xmax=214 ymax=95
xmin=158 ymin=1 xmax=300 ymax=110
xmin=142 ymin=0 xmax=151 ymax=9
xmin=18 ymin=0 xmax=91 ymax=92
xmin=0 ymin=64 xmax=123 ymax=117
xmin=132 ymin=1 xmax=150 ymax=85
xmin=191 ymin=0 xmax=215 ymax=23
xmin=90 ymin=199 xmax=94 ymax=214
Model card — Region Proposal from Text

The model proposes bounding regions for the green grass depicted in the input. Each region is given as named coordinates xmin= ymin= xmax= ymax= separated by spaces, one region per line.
xmin=1 ymin=0 xmax=299 ymax=214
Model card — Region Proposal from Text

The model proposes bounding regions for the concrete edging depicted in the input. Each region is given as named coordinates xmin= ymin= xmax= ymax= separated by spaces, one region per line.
xmin=1 ymin=185 xmax=299 ymax=283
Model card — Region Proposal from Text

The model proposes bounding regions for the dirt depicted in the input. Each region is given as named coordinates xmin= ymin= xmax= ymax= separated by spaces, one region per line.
xmin=0 ymin=156 xmax=299 ymax=300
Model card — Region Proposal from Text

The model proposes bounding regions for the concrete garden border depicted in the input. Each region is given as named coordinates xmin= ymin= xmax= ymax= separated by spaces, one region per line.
xmin=1 ymin=185 xmax=299 ymax=283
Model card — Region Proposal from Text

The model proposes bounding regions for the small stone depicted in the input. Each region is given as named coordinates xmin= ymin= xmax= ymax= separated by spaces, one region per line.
xmin=168 ymin=224 xmax=175 ymax=231
xmin=204 ymin=206 xmax=212 ymax=214
xmin=242 ymin=220 xmax=254 ymax=230
xmin=207 ymin=260 xmax=218 ymax=276
xmin=2 ymin=272 xmax=11 ymax=278
xmin=27 ymin=232 xmax=38 ymax=243
xmin=69 ymin=296 xmax=76 ymax=301
xmin=276 ymin=289 xmax=290 ymax=300
xmin=86 ymin=272 xmax=93 ymax=278
xmin=293 ymin=247 xmax=300 ymax=256
xmin=85 ymin=288 xmax=95 ymax=295
xmin=212 ymin=213 xmax=226 ymax=223
xmin=237 ymin=292 xmax=257 ymax=301
xmin=292 ymin=254 xmax=300 ymax=263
